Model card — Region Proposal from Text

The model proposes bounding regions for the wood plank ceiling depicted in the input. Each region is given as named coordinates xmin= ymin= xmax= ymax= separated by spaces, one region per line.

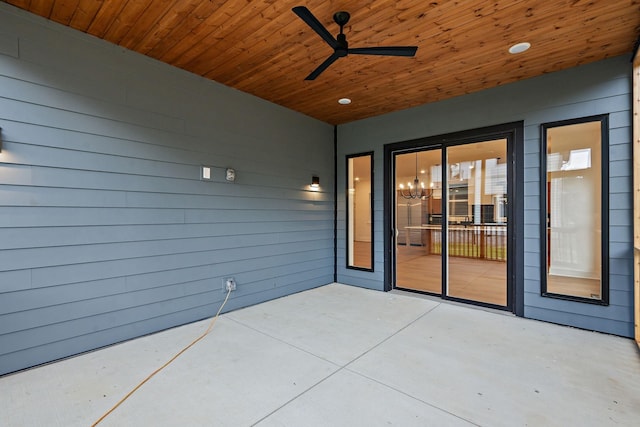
xmin=4 ymin=0 xmax=640 ymax=125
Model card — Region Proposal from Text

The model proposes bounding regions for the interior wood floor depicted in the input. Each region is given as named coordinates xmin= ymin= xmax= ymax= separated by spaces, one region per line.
xmin=547 ymin=275 xmax=601 ymax=299
xmin=353 ymin=241 xmax=372 ymax=269
xmin=355 ymin=242 xmax=600 ymax=306
xmin=396 ymin=246 xmax=507 ymax=306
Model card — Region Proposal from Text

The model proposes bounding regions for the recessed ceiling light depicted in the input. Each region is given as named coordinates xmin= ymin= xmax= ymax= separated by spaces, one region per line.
xmin=338 ymin=98 xmax=351 ymax=105
xmin=509 ymin=42 xmax=531 ymax=54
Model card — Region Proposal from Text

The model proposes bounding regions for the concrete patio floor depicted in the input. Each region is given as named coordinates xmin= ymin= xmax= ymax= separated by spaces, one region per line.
xmin=2 ymin=283 xmax=639 ymax=426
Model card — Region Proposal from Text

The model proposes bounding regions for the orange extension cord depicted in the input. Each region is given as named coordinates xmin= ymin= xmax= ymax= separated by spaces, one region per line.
xmin=91 ymin=288 xmax=232 ymax=426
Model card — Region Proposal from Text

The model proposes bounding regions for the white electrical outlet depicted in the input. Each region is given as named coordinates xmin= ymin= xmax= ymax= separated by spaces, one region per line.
xmin=224 ymin=277 xmax=236 ymax=292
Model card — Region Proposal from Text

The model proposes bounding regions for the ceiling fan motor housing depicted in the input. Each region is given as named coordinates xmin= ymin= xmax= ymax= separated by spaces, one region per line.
xmin=336 ymin=34 xmax=348 ymax=56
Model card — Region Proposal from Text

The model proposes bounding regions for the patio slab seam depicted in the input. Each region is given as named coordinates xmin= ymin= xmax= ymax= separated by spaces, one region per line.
xmin=240 ymin=301 xmax=443 ymax=425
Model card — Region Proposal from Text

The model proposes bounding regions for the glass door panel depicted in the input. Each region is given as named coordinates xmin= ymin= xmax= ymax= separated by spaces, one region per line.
xmin=394 ymin=149 xmax=442 ymax=294
xmin=446 ymin=140 xmax=507 ymax=306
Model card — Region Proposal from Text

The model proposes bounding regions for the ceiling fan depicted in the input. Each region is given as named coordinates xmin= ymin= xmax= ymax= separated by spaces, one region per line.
xmin=292 ymin=6 xmax=418 ymax=80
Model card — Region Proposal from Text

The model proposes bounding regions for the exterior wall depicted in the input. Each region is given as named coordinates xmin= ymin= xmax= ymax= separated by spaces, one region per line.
xmin=337 ymin=55 xmax=633 ymax=337
xmin=0 ymin=4 xmax=334 ymax=375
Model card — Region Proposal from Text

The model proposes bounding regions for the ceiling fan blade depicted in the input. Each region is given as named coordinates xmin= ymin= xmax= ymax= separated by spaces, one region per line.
xmin=348 ymin=46 xmax=418 ymax=57
xmin=292 ymin=6 xmax=338 ymax=49
xmin=305 ymin=52 xmax=341 ymax=80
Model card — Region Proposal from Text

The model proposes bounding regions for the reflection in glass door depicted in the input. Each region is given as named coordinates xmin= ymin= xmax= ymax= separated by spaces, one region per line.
xmin=394 ymin=149 xmax=442 ymax=294
xmin=393 ymin=139 xmax=508 ymax=308
xmin=446 ymin=140 xmax=507 ymax=306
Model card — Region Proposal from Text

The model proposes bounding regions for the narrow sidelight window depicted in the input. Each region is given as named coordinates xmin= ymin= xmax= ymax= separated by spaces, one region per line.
xmin=347 ymin=152 xmax=374 ymax=271
xmin=541 ymin=115 xmax=608 ymax=304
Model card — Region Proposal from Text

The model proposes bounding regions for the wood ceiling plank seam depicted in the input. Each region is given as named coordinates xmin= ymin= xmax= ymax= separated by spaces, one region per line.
xmin=155 ymin=5 xmax=228 ymax=64
xmin=490 ymin=13 xmax=639 ymax=58
xmin=116 ymin=0 xmax=179 ymax=51
xmin=409 ymin=7 xmax=638 ymax=71
xmin=389 ymin=0 xmax=530 ymax=44
xmin=144 ymin=0 xmax=221 ymax=60
xmin=415 ymin=37 xmax=632 ymax=80
xmin=487 ymin=2 xmax=638 ymax=44
xmin=423 ymin=0 xmax=620 ymax=47
xmin=49 ymin=0 xmax=80 ymax=25
xmin=199 ymin=0 xmax=290 ymax=46
xmin=85 ymin=0 xmax=132 ymax=39
xmin=195 ymin=2 xmax=302 ymax=79
xmin=572 ymin=5 xmax=640 ymax=33
xmin=28 ymin=0 xmax=55 ymax=18
xmin=140 ymin=1 xmax=211 ymax=59
xmin=180 ymin=1 xmax=304 ymax=77
xmin=380 ymin=0 xmax=500 ymax=44
xmin=345 ymin=0 xmax=462 ymax=44
xmin=182 ymin=45 xmax=254 ymax=79
xmin=101 ymin=0 xmax=154 ymax=45
xmin=393 ymin=0 xmax=499 ymax=22
xmin=206 ymin=9 xmax=335 ymax=84
xmin=165 ymin=0 xmax=264 ymax=69
xmin=67 ymin=0 xmax=106 ymax=32
xmin=527 ymin=32 xmax=636 ymax=60
xmin=130 ymin=0 xmax=202 ymax=55
xmin=4 ymin=1 xmax=33 ymax=11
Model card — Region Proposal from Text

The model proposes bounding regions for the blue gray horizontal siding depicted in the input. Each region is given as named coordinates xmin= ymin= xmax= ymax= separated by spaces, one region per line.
xmin=0 ymin=4 xmax=334 ymax=375
xmin=337 ymin=55 xmax=633 ymax=337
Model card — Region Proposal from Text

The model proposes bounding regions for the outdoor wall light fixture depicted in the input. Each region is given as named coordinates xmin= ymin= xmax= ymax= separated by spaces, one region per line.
xmin=311 ymin=176 xmax=320 ymax=188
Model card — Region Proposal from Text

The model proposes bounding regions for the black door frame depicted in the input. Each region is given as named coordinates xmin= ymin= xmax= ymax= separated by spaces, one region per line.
xmin=383 ymin=122 xmax=525 ymax=316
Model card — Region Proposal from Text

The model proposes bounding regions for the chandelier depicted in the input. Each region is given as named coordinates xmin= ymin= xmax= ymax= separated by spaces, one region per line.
xmin=399 ymin=153 xmax=433 ymax=200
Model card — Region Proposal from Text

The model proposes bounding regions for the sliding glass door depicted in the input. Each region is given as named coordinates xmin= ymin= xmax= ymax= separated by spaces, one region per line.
xmin=394 ymin=149 xmax=442 ymax=294
xmin=446 ymin=140 xmax=507 ymax=306
xmin=392 ymin=137 xmax=510 ymax=309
